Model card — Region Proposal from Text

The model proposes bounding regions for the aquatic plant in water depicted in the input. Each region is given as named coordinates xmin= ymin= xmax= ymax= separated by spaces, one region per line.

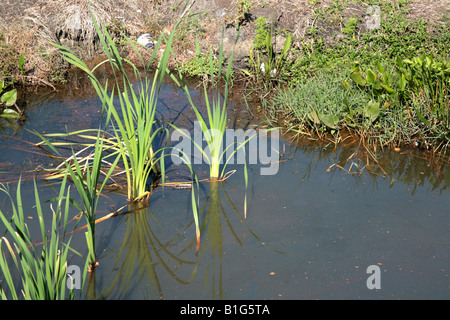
xmin=37 ymin=3 xmax=205 ymax=251
xmin=35 ymin=1 xmax=254 ymax=254
xmin=0 ymin=175 xmax=83 ymax=300
xmin=169 ymin=25 xmax=256 ymax=239
xmin=49 ymin=16 xmax=173 ymax=203
xmin=171 ymin=32 xmax=237 ymax=181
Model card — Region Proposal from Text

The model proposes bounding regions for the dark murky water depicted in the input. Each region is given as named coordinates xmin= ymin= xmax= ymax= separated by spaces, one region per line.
xmin=0 ymin=77 xmax=448 ymax=300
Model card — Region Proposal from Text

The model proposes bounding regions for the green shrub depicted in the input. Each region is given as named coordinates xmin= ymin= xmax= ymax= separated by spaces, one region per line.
xmin=253 ymin=16 xmax=269 ymax=51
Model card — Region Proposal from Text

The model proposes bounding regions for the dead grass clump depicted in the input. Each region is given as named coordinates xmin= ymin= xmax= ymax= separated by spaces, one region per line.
xmin=25 ymin=0 xmax=144 ymax=59
xmin=12 ymin=0 xmax=157 ymax=85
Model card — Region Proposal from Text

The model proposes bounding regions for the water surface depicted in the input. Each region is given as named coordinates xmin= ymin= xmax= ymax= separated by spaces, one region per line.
xmin=0 ymin=78 xmax=448 ymax=300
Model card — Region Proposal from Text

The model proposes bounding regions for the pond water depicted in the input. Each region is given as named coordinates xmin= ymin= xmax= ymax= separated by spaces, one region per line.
xmin=0 ymin=75 xmax=448 ymax=300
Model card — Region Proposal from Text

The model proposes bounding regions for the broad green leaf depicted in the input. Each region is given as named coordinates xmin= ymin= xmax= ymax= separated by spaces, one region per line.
xmin=424 ymin=56 xmax=432 ymax=69
xmin=0 ymin=108 xmax=20 ymax=118
xmin=319 ymin=114 xmax=339 ymax=129
xmin=282 ymin=32 xmax=292 ymax=56
xmin=307 ymin=108 xmax=321 ymax=124
xmin=372 ymin=80 xmax=382 ymax=90
xmin=1 ymin=89 xmax=17 ymax=107
xmin=350 ymin=70 xmax=366 ymax=86
xmin=341 ymin=80 xmax=350 ymax=90
xmin=241 ymin=69 xmax=252 ymax=76
xmin=364 ymin=101 xmax=380 ymax=123
xmin=367 ymin=69 xmax=377 ymax=86
xmin=18 ymin=53 xmax=25 ymax=74
xmin=265 ymin=31 xmax=271 ymax=51
xmin=376 ymin=61 xmax=384 ymax=74
xmin=381 ymin=83 xmax=395 ymax=94
xmin=403 ymin=58 xmax=414 ymax=65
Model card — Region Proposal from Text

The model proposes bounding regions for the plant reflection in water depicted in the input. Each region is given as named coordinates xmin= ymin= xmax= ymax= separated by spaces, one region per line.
xmin=81 ymin=178 xmax=261 ymax=300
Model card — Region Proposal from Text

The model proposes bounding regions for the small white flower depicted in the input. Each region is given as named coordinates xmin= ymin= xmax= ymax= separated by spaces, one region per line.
xmin=260 ymin=63 xmax=266 ymax=73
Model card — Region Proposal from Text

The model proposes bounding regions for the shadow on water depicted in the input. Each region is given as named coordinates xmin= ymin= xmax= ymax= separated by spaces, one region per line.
xmin=0 ymin=74 xmax=449 ymax=299
xmin=196 ymin=181 xmax=266 ymax=300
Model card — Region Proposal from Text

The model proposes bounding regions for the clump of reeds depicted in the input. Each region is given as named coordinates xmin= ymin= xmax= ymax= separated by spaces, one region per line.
xmin=34 ymin=2 xmax=206 ymax=251
xmin=0 ymin=175 xmax=81 ymax=300
xmin=47 ymin=10 xmax=176 ymax=203
xmin=34 ymin=1 xmax=252 ymax=255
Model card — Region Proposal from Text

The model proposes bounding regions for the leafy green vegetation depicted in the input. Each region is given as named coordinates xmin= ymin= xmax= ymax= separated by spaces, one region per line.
xmin=0 ymin=40 xmax=25 ymax=119
xmin=257 ymin=1 xmax=450 ymax=153
xmin=264 ymin=55 xmax=449 ymax=152
xmin=0 ymin=0 xmax=448 ymax=300
xmin=253 ymin=16 xmax=270 ymax=51
xmin=262 ymin=70 xmax=369 ymax=137
xmin=0 ymin=80 xmax=20 ymax=119
xmin=242 ymin=23 xmax=292 ymax=90
xmin=15 ymin=4 xmax=251 ymax=273
xmin=342 ymin=17 xmax=358 ymax=36
xmin=179 ymin=53 xmax=219 ymax=77
xmin=1 ymin=6 xmax=211 ymax=299
xmin=282 ymin=2 xmax=449 ymax=83
xmin=235 ymin=0 xmax=253 ymax=26
xmin=0 ymin=33 xmax=20 ymax=87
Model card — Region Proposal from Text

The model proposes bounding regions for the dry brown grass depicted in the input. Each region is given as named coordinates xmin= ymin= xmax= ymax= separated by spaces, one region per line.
xmin=24 ymin=0 xmax=145 ymax=58
xmin=0 ymin=17 xmax=50 ymax=87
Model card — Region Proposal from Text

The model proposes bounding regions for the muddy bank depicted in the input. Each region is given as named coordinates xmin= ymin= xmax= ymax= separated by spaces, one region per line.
xmin=0 ymin=0 xmax=448 ymax=87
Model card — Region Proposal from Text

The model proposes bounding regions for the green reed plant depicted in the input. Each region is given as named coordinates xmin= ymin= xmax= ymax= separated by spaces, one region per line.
xmin=167 ymin=35 xmax=235 ymax=250
xmin=37 ymin=129 xmax=120 ymax=271
xmin=45 ymin=3 xmax=204 ymax=251
xmin=64 ymin=134 xmax=120 ymax=271
xmin=49 ymin=10 xmax=183 ymax=202
xmin=0 ymin=175 xmax=80 ymax=300
xmin=167 ymin=23 xmax=259 ymax=250
xmin=171 ymin=28 xmax=243 ymax=181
